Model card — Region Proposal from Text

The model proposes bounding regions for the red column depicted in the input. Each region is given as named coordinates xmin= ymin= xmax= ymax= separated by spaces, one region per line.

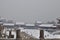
xmin=40 ymin=30 xmax=44 ymax=40
xmin=16 ymin=29 xmax=21 ymax=40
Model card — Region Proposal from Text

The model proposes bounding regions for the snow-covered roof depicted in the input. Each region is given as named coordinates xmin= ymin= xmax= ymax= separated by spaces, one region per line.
xmin=57 ymin=17 xmax=60 ymax=20
xmin=0 ymin=18 xmax=6 ymax=20
xmin=44 ymin=30 xmax=60 ymax=39
xmin=0 ymin=22 xmax=3 ymax=24
xmin=25 ymin=24 xmax=35 ymax=26
xmin=15 ymin=22 xmax=25 ymax=25
xmin=39 ymin=24 xmax=56 ymax=27
xmin=3 ymin=23 xmax=14 ymax=26
xmin=57 ymin=24 xmax=60 ymax=25
xmin=36 ymin=21 xmax=42 ymax=23
xmin=0 ymin=17 xmax=5 ymax=20
xmin=52 ymin=30 xmax=60 ymax=34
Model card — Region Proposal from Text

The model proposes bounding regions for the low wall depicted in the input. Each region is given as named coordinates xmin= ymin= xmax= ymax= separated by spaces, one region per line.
xmin=45 ymin=39 xmax=60 ymax=40
xmin=0 ymin=38 xmax=16 ymax=40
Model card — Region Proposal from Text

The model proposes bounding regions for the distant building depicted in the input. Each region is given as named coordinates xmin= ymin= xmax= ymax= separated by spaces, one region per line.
xmin=3 ymin=23 xmax=14 ymax=28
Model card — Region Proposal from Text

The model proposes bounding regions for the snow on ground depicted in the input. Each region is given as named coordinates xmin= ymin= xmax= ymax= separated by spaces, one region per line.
xmin=20 ymin=28 xmax=60 ymax=39
xmin=3 ymin=27 xmax=60 ymax=39
xmin=44 ymin=31 xmax=54 ymax=39
xmin=21 ymin=29 xmax=40 ymax=39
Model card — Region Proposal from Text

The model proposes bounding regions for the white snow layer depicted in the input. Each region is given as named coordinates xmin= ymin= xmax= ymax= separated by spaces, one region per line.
xmin=3 ymin=28 xmax=60 ymax=39
xmin=21 ymin=28 xmax=60 ymax=39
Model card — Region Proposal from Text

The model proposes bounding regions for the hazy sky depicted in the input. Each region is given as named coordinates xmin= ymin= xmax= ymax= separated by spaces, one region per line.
xmin=0 ymin=0 xmax=60 ymax=23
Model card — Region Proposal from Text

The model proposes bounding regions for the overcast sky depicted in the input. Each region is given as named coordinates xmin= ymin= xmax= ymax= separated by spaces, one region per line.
xmin=0 ymin=0 xmax=60 ymax=23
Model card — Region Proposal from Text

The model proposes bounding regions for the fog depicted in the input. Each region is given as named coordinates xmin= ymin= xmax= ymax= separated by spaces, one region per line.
xmin=0 ymin=0 xmax=60 ymax=23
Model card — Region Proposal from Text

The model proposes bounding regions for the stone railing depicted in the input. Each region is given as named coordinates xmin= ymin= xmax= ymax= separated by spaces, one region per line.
xmin=0 ymin=38 xmax=16 ymax=40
